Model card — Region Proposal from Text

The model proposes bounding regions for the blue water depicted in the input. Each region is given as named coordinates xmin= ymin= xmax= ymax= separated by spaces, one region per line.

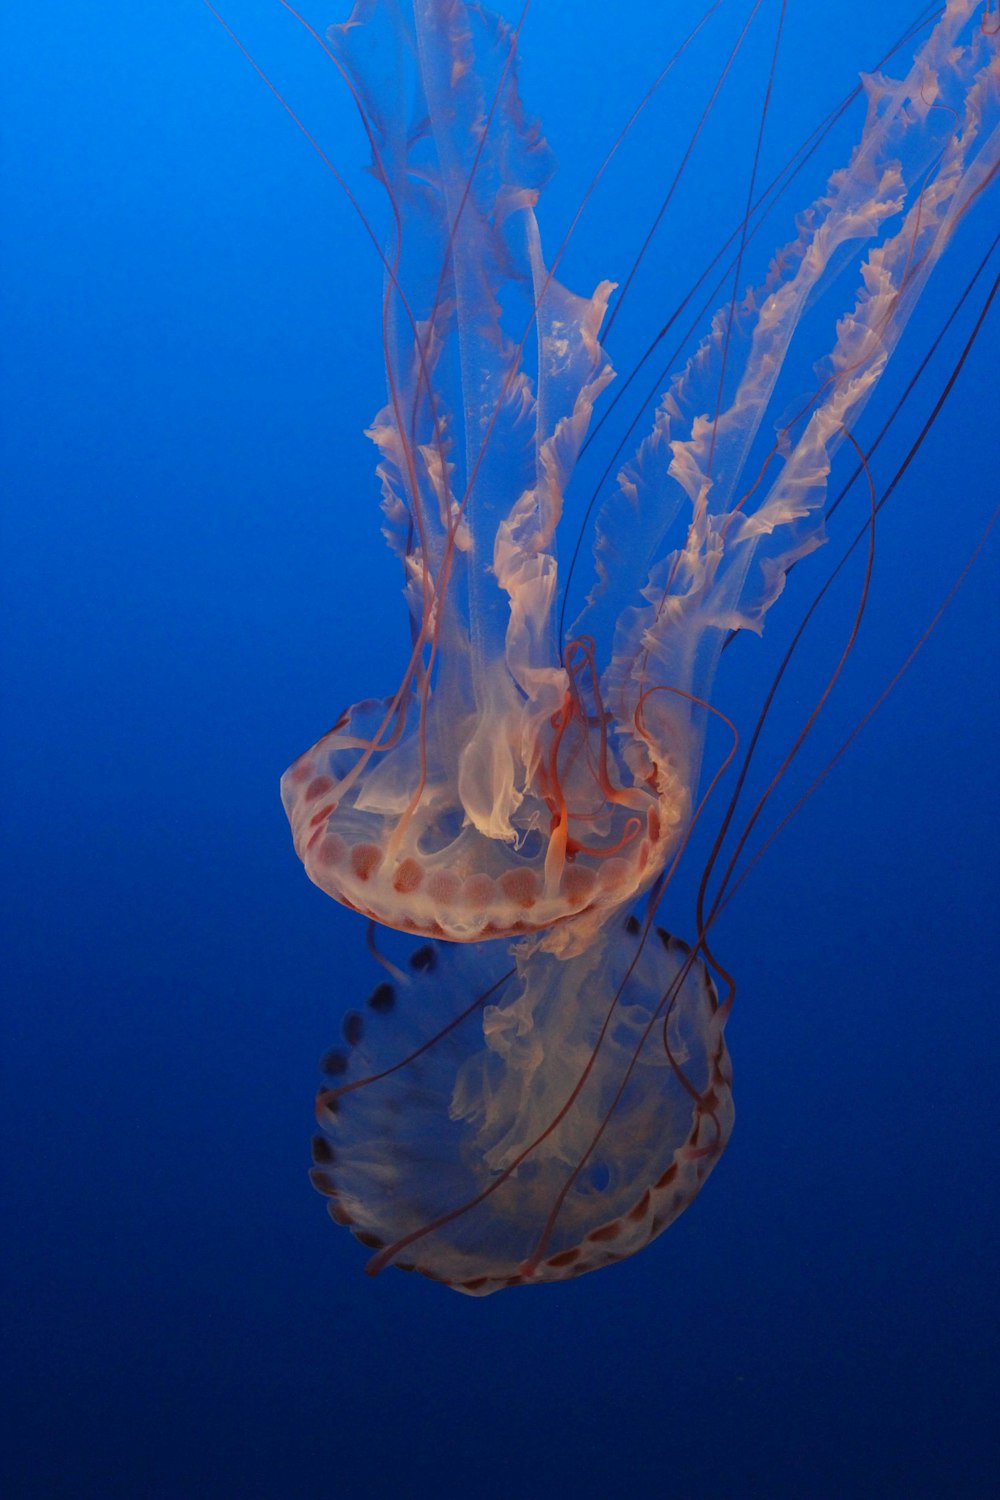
xmin=3 ymin=3 xmax=998 ymax=1497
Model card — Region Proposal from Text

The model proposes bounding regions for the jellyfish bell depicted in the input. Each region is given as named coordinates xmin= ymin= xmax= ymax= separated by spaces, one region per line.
xmin=279 ymin=639 xmax=689 ymax=948
xmin=309 ymin=914 xmax=733 ymax=1295
xmin=279 ymin=0 xmax=998 ymax=950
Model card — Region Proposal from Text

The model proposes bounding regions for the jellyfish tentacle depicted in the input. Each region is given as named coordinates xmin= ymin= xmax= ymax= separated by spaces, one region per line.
xmin=578 ymin=0 xmax=998 ymax=833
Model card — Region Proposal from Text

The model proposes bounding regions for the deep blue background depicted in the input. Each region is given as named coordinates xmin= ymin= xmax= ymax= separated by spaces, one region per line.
xmin=3 ymin=3 xmax=997 ymax=1497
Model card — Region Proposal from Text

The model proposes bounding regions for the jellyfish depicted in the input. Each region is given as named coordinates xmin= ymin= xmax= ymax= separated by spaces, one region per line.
xmin=310 ymin=913 xmax=733 ymax=1294
xmin=280 ymin=0 xmax=999 ymax=958
xmin=256 ymin=0 xmax=1000 ymax=1292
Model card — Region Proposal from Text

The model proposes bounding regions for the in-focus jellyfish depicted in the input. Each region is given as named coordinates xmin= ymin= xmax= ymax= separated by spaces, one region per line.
xmin=280 ymin=0 xmax=998 ymax=958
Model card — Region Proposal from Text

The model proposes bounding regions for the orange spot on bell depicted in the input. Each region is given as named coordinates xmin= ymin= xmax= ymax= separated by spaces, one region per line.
xmin=561 ymin=866 xmax=596 ymax=903
xmin=391 ymin=858 xmax=423 ymax=894
xmin=498 ymin=869 xmax=538 ymax=910
xmin=316 ymin=834 xmax=346 ymax=869
xmin=350 ymin=844 xmax=382 ymax=882
xmin=461 ymin=874 xmax=496 ymax=910
xmin=427 ymin=871 xmax=461 ymax=904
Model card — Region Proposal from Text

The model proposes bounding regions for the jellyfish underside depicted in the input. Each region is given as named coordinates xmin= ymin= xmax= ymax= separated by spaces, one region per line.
xmin=280 ymin=651 xmax=691 ymax=947
xmin=289 ymin=0 xmax=998 ymax=1290
xmin=311 ymin=917 xmax=733 ymax=1295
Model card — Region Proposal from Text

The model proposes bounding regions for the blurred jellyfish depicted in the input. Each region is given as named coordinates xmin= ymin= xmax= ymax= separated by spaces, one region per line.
xmin=310 ymin=914 xmax=733 ymax=1294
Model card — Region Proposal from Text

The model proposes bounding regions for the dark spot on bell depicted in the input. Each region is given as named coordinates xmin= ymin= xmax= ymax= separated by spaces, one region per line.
xmin=354 ymin=1230 xmax=386 ymax=1250
xmin=625 ymin=914 xmax=641 ymax=935
xmin=367 ymin=981 xmax=395 ymax=1013
xmin=320 ymin=1048 xmax=349 ymax=1076
xmin=627 ymin=1189 xmax=651 ymax=1221
xmin=308 ymin=1168 xmax=338 ymax=1197
xmin=342 ymin=1011 xmax=364 ymax=1045
xmin=546 ymin=1247 xmax=581 ymax=1267
xmin=311 ymin=1136 xmax=335 ymax=1164
xmin=409 ymin=943 xmax=437 ymax=972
